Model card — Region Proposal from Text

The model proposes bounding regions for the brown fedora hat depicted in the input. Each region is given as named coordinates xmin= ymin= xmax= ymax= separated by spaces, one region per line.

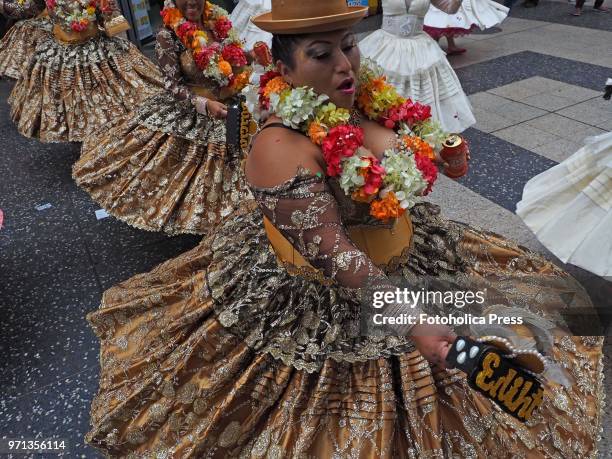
xmin=252 ymin=0 xmax=368 ymax=34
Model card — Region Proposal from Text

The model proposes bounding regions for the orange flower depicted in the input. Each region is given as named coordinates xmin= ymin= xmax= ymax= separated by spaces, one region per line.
xmin=308 ymin=122 xmax=327 ymax=145
xmin=263 ymin=76 xmax=290 ymax=98
xmin=191 ymin=30 xmax=207 ymax=49
xmin=218 ymin=60 xmax=232 ymax=77
xmin=352 ymin=188 xmax=374 ymax=203
xmin=230 ymin=70 xmax=251 ymax=91
xmin=370 ymin=192 xmax=405 ymax=221
xmin=402 ymin=135 xmax=435 ymax=160
xmin=161 ymin=7 xmax=182 ymax=27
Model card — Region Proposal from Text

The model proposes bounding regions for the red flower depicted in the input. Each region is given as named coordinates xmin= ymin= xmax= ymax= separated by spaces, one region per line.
xmin=258 ymin=70 xmax=281 ymax=110
xmin=71 ymin=20 xmax=88 ymax=32
xmin=177 ymin=21 xmax=197 ymax=44
xmin=100 ymin=2 xmax=112 ymax=14
xmin=408 ymin=100 xmax=432 ymax=123
xmin=321 ymin=125 xmax=364 ymax=177
xmin=221 ymin=43 xmax=247 ymax=67
xmin=214 ymin=17 xmax=232 ymax=40
xmin=46 ymin=0 xmax=56 ymax=9
xmin=381 ymin=100 xmax=433 ymax=129
xmin=414 ymin=153 xmax=438 ymax=195
xmin=194 ymin=43 xmax=220 ymax=70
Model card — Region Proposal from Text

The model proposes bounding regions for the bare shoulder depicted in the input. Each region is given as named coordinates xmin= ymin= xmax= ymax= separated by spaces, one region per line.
xmin=246 ymin=124 xmax=323 ymax=187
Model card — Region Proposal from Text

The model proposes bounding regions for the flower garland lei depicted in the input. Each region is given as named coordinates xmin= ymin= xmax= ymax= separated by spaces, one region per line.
xmin=46 ymin=0 xmax=111 ymax=32
xmin=245 ymin=60 xmax=448 ymax=221
xmin=161 ymin=0 xmax=251 ymax=93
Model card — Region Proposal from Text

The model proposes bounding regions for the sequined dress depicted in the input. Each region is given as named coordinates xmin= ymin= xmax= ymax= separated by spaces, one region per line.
xmin=72 ymin=29 xmax=249 ymax=235
xmin=359 ymin=0 xmax=476 ymax=132
xmin=0 ymin=0 xmax=51 ymax=79
xmin=7 ymin=0 xmax=163 ymax=143
xmin=85 ymin=153 xmax=604 ymax=456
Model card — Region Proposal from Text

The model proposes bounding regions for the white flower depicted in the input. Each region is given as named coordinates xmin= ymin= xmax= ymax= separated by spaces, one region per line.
xmin=412 ymin=119 xmax=447 ymax=152
xmin=275 ymin=87 xmax=328 ymax=130
xmin=339 ymin=155 xmax=370 ymax=194
xmin=242 ymin=83 xmax=261 ymax=121
xmin=381 ymin=149 xmax=427 ymax=209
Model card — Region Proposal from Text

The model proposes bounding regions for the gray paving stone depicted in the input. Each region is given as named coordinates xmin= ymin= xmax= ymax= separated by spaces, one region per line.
xmin=488 ymin=99 xmax=548 ymax=122
xmin=493 ymin=124 xmax=560 ymax=150
xmin=532 ymin=138 xmax=584 ymax=162
xmin=525 ymin=113 xmax=606 ymax=140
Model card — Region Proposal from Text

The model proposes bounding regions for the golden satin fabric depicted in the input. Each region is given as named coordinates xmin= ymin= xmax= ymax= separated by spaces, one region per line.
xmin=73 ymin=102 xmax=249 ymax=235
xmin=72 ymin=29 xmax=249 ymax=236
xmin=8 ymin=34 xmax=163 ymax=142
xmin=52 ymin=22 xmax=98 ymax=44
xmin=264 ymin=213 xmax=414 ymax=272
xmin=85 ymin=203 xmax=604 ymax=458
xmin=0 ymin=16 xmax=52 ymax=79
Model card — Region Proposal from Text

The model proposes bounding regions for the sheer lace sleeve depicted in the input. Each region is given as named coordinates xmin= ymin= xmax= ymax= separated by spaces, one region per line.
xmin=251 ymin=171 xmax=422 ymax=334
xmin=155 ymin=28 xmax=195 ymax=104
xmin=256 ymin=173 xmax=384 ymax=290
xmin=0 ymin=0 xmax=45 ymax=19
xmin=431 ymin=0 xmax=462 ymax=14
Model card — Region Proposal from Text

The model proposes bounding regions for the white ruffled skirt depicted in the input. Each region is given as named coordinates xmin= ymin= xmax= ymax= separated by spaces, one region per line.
xmin=425 ymin=0 xmax=509 ymax=31
xmin=359 ymin=30 xmax=476 ymax=133
xmin=230 ymin=0 xmax=272 ymax=49
xmin=516 ymin=131 xmax=612 ymax=278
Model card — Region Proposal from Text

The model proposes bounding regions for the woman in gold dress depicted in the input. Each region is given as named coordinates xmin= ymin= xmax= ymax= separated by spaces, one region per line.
xmin=8 ymin=0 xmax=163 ymax=142
xmin=72 ymin=0 xmax=254 ymax=235
xmin=0 ymin=0 xmax=51 ymax=80
xmin=84 ymin=1 xmax=604 ymax=457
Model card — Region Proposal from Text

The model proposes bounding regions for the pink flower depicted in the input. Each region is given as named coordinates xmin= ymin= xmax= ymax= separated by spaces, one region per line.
xmin=194 ymin=43 xmax=219 ymax=70
xmin=414 ymin=153 xmax=438 ymax=195
xmin=382 ymin=100 xmax=433 ymax=129
xmin=176 ymin=21 xmax=197 ymax=43
xmin=214 ymin=17 xmax=232 ymax=40
xmin=321 ymin=125 xmax=364 ymax=177
xmin=221 ymin=43 xmax=247 ymax=67
xmin=71 ymin=20 xmax=88 ymax=32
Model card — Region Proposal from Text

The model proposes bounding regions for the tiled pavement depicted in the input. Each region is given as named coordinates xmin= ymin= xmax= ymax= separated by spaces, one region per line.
xmin=1 ymin=5 xmax=612 ymax=458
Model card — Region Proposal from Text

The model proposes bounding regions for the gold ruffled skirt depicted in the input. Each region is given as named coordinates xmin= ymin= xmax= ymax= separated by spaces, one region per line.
xmin=73 ymin=93 xmax=249 ymax=235
xmin=85 ymin=204 xmax=604 ymax=458
xmin=0 ymin=16 xmax=52 ymax=80
xmin=8 ymin=33 xmax=163 ymax=143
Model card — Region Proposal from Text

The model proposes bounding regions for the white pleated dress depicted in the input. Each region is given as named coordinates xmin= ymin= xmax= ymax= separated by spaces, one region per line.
xmin=516 ymin=131 xmax=612 ymax=278
xmin=230 ymin=0 xmax=272 ymax=49
xmin=359 ymin=0 xmax=476 ymax=133
xmin=424 ymin=0 xmax=508 ymax=37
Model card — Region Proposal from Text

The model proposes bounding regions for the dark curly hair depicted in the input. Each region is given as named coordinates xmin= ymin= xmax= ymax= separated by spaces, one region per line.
xmin=271 ymin=34 xmax=308 ymax=70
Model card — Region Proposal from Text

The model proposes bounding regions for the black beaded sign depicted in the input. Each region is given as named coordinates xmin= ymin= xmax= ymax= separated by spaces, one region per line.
xmin=446 ymin=336 xmax=544 ymax=422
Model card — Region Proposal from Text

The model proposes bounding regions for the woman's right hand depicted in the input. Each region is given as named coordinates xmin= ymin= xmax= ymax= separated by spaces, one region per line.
xmin=206 ymin=100 xmax=228 ymax=119
xmin=194 ymin=96 xmax=228 ymax=119
xmin=409 ymin=323 xmax=456 ymax=371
